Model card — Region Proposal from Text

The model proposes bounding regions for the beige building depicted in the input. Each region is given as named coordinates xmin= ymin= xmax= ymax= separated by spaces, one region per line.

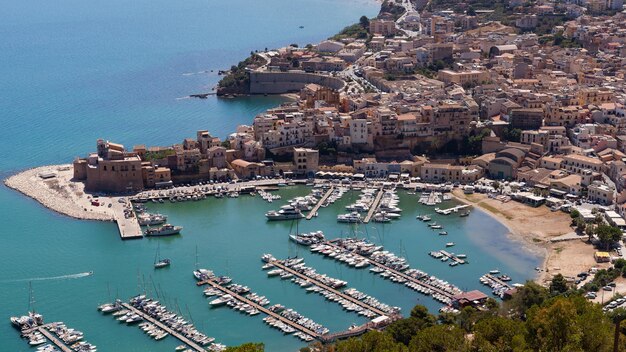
xmin=437 ymin=70 xmax=489 ymax=86
xmin=293 ymin=148 xmax=319 ymax=177
xmin=73 ymin=140 xmax=145 ymax=193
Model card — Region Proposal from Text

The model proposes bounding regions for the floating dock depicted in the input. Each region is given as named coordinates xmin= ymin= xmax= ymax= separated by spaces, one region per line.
xmin=196 ymin=277 xmax=321 ymax=339
xmin=439 ymin=250 xmax=466 ymax=265
xmin=306 ymin=186 xmax=334 ymax=220
xmin=484 ymin=274 xmax=512 ymax=290
xmin=36 ymin=327 xmax=73 ymax=352
xmin=363 ymin=188 xmax=384 ymax=223
xmin=268 ymin=260 xmax=391 ymax=318
xmin=121 ymin=303 xmax=206 ymax=352
xmin=323 ymin=240 xmax=457 ymax=300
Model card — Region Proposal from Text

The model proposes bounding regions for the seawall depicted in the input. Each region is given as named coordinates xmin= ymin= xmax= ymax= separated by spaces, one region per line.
xmin=249 ymin=71 xmax=345 ymax=94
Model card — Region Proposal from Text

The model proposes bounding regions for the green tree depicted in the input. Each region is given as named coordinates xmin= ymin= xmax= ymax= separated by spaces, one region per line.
xmin=610 ymin=308 xmax=626 ymax=352
xmin=570 ymin=209 xmax=581 ymax=219
xmin=595 ymin=224 xmax=623 ymax=250
xmin=408 ymin=324 xmax=468 ymax=352
xmin=550 ymin=274 xmax=569 ymax=294
xmin=359 ymin=15 xmax=370 ymax=28
xmin=467 ymin=6 xmax=477 ymax=16
xmin=225 ymin=343 xmax=265 ymax=352
xmin=336 ymin=331 xmax=407 ymax=352
xmin=504 ymin=281 xmax=549 ymax=317
xmin=472 ymin=316 xmax=526 ymax=352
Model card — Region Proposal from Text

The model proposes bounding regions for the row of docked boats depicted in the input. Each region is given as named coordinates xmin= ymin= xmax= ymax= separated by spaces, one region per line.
xmin=320 ymin=187 xmax=347 ymax=207
xmin=309 ymin=238 xmax=463 ymax=305
xmin=289 ymin=230 xmax=325 ymax=246
xmin=268 ymin=304 xmax=328 ymax=338
xmin=138 ymin=322 xmax=168 ymax=341
xmin=418 ymin=191 xmax=442 ymax=206
xmin=46 ymin=322 xmax=96 ymax=352
xmin=257 ymin=189 xmax=281 ymax=203
xmin=129 ymin=295 xmax=224 ymax=351
xmin=479 ymin=274 xmax=518 ymax=298
xmin=196 ymin=266 xmax=322 ymax=343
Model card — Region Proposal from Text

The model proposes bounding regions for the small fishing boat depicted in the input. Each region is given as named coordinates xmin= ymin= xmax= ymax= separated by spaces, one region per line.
xmin=445 ymin=242 xmax=455 ymax=247
xmin=489 ymin=269 xmax=500 ymax=275
xmin=439 ymin=231 xmax=448 ymax=236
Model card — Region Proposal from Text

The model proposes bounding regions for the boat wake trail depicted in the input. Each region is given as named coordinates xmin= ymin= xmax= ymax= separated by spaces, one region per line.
xmin=2 ymin=271 xmax=93 ymax=283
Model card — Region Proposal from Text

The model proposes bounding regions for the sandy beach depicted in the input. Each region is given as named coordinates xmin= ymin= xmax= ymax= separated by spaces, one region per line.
xmin=451 ymin=189 xmax=605 ymax=284
xmin=4 ymin=165 xmax=115 ymax=222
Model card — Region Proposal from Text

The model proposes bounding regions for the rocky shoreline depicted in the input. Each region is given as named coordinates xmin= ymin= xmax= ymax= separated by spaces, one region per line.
xmin=4 ymin=165 xmax=115 ymax=222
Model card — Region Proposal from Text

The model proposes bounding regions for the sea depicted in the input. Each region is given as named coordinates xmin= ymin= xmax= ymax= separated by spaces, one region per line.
xmin=0 ymin=0 xmax=541 ymax=350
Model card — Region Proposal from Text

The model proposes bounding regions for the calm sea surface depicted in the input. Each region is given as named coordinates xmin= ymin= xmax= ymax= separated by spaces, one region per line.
xmin=0 ymin=0 xmax=540 ymax=350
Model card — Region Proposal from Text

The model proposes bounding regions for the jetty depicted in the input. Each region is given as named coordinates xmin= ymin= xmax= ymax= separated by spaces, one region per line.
xmin=323 ymin=240 xmax=458 ymax=300
xmin=36 ymin=327 xmax=73 ymax=352
xmin=363 ymin=188 xmax=384 ymax=223
xmin=306 ymin=186 xmax=334 ymax=220
xmin=268 ymin=260 xmax=391 ymax=318
xmin=436 ymin=204 xmax=471 ymax=215
xmin=112 ymin=200 xmax=143 ymax=240
xmin=196 ymin=278 xmax=321 ymax=339
xmin=484 ymin=274 xmax=512 ymax=290
xmin=121 ymin=303 xmax=206 ymax=352
xmin=440 ymin=250 xmax=466 ymax=265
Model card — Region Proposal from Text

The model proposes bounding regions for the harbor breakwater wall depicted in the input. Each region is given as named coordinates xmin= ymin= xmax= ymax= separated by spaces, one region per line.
xmin=249 ymin=71 xmax=345 ymax=94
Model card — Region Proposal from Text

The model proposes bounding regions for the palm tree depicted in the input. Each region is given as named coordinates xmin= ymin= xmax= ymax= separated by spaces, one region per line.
xmin=610 ymin=308 xmax=626 ymax=352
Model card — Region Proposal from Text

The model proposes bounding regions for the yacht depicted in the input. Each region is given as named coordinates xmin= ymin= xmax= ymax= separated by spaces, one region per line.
xmin=209 ymin=295 xmax=233 ymax=307
xmin=137 ymin=213 xmax=167 ymax=226
xmin=193 ymin=269 xmax=214 ymax=281
xmin=265 ymin=205 xmax=304 ymax=221
xmin=337 ymin=212 xmax=362 ymax=223
xmin=289 ymin=231 xmax=325 ymax=246
xmin=145 ymin=224 xmax=182 ymax=237
xmin=154 ymin=258 xmax=171 ymax=269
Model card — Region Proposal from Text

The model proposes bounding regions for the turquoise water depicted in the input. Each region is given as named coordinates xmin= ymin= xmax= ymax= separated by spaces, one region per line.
xmin=0 ymin=0 xmax=541 ymax=350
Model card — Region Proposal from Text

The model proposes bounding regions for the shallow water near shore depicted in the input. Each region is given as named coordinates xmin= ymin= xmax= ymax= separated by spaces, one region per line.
xmin=0 ymin=0 xmax=542 ymax=350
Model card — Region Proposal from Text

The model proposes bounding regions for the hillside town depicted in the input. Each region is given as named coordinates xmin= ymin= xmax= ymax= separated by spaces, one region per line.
xmin=75 ymin=0 xmax=626 ymax=213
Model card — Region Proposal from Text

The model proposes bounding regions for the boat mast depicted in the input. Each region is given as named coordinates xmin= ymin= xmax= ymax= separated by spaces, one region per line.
xmin=195 ymin=245 xmax=199 ymax=270
xmin=28 ymin=281 xmax=35 ymax=313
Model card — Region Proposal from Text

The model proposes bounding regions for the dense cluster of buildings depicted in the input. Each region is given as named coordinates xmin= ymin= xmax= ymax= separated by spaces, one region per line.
xmin=74 ymin=2 xmax=626 ymax=220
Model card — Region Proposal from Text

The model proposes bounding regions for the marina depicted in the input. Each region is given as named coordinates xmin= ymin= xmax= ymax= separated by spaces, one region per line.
xmin=362 ymin=188 xmax=385 ymax=224
xmin=305 ymin=186 xmax=334 ymax=220
xmin=309 ymin=238 xmax=465 ymax=305
xmin=118 ymin=300 xmax=220 ymax=352
xmin=196 ymin=274 xmax=323 ymax=341
xmin=263 ymin=255 xmax=400 ymax=319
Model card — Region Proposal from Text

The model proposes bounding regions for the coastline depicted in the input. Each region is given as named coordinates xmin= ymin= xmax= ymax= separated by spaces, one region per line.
xmin=451 ymin=189 xmax=601 ymax=284
xmin=4 ymin=165 xmax=115 ymax=222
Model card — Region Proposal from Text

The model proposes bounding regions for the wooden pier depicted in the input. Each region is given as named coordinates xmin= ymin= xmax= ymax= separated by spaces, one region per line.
xmin=363 ymin=188 xmax=384 ymax=224
xmin=112 ymin=200 xmax=143 ymax=240
xmin=484 ymin=274 xmax=512 ymax=290
xmin=269 ymin=260 xmax=390 ymax=317
xmin=440 ymin=250 xmax=466 ymax=265
xmin=306 ymin=186 xmax=334 ymax=220
xmin=36 ymin=326 xmax=73 ymax=352
xmin=323 ymin=240 xmax=457 ymax=300
xmin=121 ymin=303 xmax=206 ymax=352
xmin=196 ymin=278 xmax=321 ymax=339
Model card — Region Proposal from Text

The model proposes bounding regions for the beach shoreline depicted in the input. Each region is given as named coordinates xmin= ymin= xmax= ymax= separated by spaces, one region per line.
xmin=451 ymin=189 xmax=601 ymax=284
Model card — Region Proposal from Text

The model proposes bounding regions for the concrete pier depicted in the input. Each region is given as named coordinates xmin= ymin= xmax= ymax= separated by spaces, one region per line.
xmin=121 ymin=303 xmax=206 ymax=352
xmin=197 ymin=277 xmax=321 ymax=338
xmin=112 ymin=200 xmax=143 ymax=240
xmin=363 ymin=188 xmax=384 ymax=224
xmin=306 ymin=186 xmax=334 ymax=220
